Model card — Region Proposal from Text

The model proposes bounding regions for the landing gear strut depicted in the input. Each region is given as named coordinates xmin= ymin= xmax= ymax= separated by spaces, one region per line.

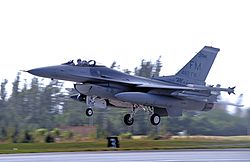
xmin=85 ymin=96 xmax=96 ymax=117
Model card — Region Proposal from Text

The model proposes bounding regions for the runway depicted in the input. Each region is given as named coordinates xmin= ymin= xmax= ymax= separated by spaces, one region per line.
xmin=0 ymin=149 xmax=250 ymax=162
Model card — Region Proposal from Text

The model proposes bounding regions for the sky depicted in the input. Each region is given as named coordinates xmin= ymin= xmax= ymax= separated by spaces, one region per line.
xmin=0 ymin=0 xmax=249 ymax=107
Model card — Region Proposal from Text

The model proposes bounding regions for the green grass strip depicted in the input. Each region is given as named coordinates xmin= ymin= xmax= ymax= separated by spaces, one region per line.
xmin=0 ymin=139 xmax=250 ymax=154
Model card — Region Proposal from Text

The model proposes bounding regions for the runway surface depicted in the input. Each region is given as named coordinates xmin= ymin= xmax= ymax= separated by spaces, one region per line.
xmin=0 ymin=149 xmax=250 ymax=162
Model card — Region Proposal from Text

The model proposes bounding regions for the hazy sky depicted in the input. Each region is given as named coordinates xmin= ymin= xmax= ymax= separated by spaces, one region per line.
xmin=0 ymin=0 xmax=249 ymax=107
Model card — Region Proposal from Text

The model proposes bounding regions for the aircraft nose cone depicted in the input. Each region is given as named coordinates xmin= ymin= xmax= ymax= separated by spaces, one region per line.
xmin=27 ymin=67 xmax=52 ymax=78
xmin=27 ymin=68 xmax=43 ymax=76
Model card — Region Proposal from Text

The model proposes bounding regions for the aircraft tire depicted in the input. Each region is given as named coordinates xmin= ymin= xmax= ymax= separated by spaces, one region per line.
xmin=86 ymin=108 xmax=93 ymax=116
xmin=124 ymin=114 xmax=134 ymax=126
xmin=150 ymin=114 xmax=161 ymax=125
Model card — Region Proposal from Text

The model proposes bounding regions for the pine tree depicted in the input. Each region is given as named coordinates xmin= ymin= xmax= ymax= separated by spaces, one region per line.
xmin=0 ymin=79 xmax=8 ymax=139
xmin=246 ymin=108 xmax=250 ymax=135
xmin=61 ymin=88 xmax=88 ymax=126
xmin=5 ymin=73 xmax=23 ymax=141
xmin=152 ymin=56 xmax=162 ymax=77
xmin=0 ymin=79 xmax=8 ymax=102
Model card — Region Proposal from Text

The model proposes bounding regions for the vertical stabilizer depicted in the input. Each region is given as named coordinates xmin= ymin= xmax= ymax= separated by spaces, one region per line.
xmin=175 ymin=46 xmax=220 ymax=84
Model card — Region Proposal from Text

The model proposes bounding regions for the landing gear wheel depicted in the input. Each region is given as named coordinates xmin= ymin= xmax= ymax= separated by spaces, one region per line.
xmin=150 ymin=114 xmax=160 ymax=125
xmin=86 ymin=108 xmax=93 ymax=116
xmin=124 ymin=114 xmax=134 ymax=126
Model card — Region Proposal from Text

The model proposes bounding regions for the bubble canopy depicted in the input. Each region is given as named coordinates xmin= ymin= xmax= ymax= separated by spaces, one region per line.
xmin=61 ymin=59 xmax=104 ymax=67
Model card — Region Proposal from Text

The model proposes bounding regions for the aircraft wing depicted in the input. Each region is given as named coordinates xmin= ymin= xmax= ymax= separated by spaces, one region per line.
xmin=74 ymin=74 xmax=204 ymax=91
xmin=69 ymin=73 xmax=234 ymax=95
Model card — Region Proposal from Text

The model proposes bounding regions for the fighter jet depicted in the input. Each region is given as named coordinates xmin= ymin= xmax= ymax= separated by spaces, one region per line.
xmin=26 ymin=46 xmax=237 ymax=126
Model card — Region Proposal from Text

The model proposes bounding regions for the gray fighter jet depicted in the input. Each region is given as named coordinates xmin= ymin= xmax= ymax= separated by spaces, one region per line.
xmin=27 ymin=46 xmax=237 ymax=126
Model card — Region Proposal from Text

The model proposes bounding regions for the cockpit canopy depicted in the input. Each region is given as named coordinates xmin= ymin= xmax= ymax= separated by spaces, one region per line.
xmin=61 ymin=59 xmax=103 ymax=67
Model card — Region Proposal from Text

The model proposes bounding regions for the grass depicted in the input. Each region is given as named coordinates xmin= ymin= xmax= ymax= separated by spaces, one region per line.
xmin=1 ymin=136 xmax=250 ymax=154
xmin=0 ymin=141 xmax=107 ymax=154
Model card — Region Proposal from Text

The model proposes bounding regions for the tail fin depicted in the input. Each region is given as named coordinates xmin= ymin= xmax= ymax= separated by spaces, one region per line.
xmin=175 ymin=46 xmax=220 ymax=84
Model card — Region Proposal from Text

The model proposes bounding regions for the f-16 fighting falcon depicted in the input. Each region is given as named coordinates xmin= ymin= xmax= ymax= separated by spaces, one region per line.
xmin=26 ymin=46 xmax=237 ymax=126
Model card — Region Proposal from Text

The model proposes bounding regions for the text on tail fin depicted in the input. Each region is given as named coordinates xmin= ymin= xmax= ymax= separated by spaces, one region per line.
xmin=175 ymin=46 xmax=220 ymax=84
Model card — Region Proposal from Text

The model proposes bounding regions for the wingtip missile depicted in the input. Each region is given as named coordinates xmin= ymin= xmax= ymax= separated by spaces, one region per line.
xmin=187 ymin=84 xmax=237 ymax=95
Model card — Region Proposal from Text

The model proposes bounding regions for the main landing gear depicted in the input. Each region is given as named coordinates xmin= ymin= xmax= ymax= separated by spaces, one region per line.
xmin=123 ymin=105 xmax=161 ymax=126
xmin=150 ymin=113 xmax=161 ymax=125
xmin=124 ymin=114 xmax=134 ymax=126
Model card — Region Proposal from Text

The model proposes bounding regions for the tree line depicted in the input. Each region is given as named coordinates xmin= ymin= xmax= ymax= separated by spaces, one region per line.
xmin=0 ymin=58 xmax=250 ymax=142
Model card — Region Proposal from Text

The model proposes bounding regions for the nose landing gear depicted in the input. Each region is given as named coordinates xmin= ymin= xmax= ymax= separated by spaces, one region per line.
xmin=86 ymin=108 xmax=93 ymax=116
xmin=85 ymin=96 xmax=96 ymax=117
